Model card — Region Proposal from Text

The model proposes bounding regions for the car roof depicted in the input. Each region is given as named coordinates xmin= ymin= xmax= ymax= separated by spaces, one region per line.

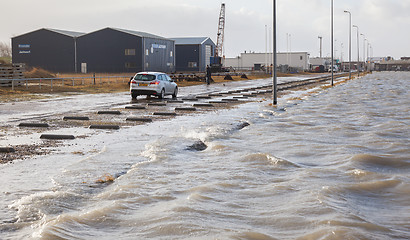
xmin=135 ymin=72 xmax=166 ymax=76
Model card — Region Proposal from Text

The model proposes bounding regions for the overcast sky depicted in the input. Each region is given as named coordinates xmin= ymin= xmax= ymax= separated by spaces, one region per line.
xmin=2 ymin=0 xmax=409 ymax=59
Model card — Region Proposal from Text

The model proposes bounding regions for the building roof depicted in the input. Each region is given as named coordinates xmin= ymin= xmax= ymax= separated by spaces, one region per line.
xmin=45 ymin=28 xmax=85 ymax=37
xmin=171 ymin=37 xmax=212 ymax=45
xmin=240 ymin=51 xmax=309 ymax=55
xmin=111 ymin=28 xmax=169 ymax=40
xmin=13 ymin=27 xmax=170 ymax=40
xmin=12 ymin=28 xmax=85 ymax=39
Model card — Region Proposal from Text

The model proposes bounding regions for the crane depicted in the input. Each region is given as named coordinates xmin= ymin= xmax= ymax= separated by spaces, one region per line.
xmin=215 ymin=3 xmax=225 ymax=58
xmin=211 ymin=3 xmax=225 ymax=72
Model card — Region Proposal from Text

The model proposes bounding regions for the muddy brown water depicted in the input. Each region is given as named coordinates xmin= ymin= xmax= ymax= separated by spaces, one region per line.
xmin=0 ymin=72 xmax=409 ymax=239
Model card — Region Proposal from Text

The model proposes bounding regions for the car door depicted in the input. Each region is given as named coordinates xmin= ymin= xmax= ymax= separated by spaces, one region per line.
xmin=165 ymin=74 xmax=176 ymax=94
xmin=157 ymin=74 xmax=166 ymax=93
xmin=160 ymin=74 xmax=171 ymax=94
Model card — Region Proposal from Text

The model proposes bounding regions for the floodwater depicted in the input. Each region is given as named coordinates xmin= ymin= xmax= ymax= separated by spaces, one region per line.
xmin=0 ymin=72 xmax=409 ymax=239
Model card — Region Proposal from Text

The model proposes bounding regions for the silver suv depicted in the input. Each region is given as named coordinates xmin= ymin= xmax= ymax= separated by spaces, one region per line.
xmin=130 ymin=72 xmax=178 ymax=99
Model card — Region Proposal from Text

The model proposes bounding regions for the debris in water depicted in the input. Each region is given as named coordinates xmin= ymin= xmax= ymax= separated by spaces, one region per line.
xmin=235 ymin=122 xmax=250 ymax=130
xmin=186 ymin=140 xmax=208 ymax=151
xmin=96 ymin=173 xmax=115 ymax=184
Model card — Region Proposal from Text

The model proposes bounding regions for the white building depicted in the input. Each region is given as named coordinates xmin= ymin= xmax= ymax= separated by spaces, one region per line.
xmin=310 ymin=57 xmax=331 ymax=67
xmin=224 ymin=52 xmax=310 ymax=71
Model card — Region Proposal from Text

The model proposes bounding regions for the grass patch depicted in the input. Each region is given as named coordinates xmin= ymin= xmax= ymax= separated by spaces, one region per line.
xmin=0 ymin=57 xmax=12 ymax=65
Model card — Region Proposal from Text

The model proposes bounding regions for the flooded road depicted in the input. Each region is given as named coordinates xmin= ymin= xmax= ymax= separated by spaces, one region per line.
xmin=0 ymin=72 xmax=409 ymax=239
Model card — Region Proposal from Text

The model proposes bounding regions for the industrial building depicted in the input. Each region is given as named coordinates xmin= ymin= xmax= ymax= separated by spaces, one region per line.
xmin=12 ymin=28 xmax=175 ymax=73
xmin=374 ymin=57 xmax=410 ymax=71
xmin=224 ymin=52 xmax=310 ymax=72
xmin=12 ymin=28 xmax=84 ymax=73
xmin=77 ymin=28 xmax=175 ymax=73
xmin=171 ymin=37 xmax=215 ymax=72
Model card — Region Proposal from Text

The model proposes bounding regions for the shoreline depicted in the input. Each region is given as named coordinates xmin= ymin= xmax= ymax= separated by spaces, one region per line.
xmin=1 ymin=73 xmax=354 ymax=164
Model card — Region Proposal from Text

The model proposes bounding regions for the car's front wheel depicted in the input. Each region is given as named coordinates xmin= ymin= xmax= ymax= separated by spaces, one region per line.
xmin=172 ymin=87 xmax=178 ymax=98
xmin=158 ymin=89 xmax=165 ymax=99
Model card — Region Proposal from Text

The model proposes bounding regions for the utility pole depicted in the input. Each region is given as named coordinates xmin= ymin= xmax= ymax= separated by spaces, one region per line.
xmin=331 ymin=0 xmax=334 ymax=86
xmin=273 ymin=0 xmax=277 ymax=105
xmin=318 ymin=36 xmax=323 ymax=58
xmin=344 ymin=10 xmax=352 ymax=79
xmin=361 ymin=34 xmax=366 ymax=71
xmin=367 ymin=42 xmax=371 ymax=71
xmin=269 ymin=27 xmax=272 ymax=73
xmin=289 ymin=34 xmax=292 ymax=70
xmin=286 ymin=33 xmax=289 ymax=68
xmin=353 ymin=25 xmax=360 ymax=77
xmin=265 ymin=25 xmax=268 ymax=74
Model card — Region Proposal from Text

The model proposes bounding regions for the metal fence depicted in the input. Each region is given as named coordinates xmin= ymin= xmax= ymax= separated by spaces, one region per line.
xmin=1 ymin=71 xmax=258 ymax=91
xmin=0 ymin=75 xmax=133 ymax=91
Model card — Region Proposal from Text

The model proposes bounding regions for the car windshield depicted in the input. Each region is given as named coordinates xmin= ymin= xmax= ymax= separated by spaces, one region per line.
xmin=134 ymin=74 xmax=156 ymax=81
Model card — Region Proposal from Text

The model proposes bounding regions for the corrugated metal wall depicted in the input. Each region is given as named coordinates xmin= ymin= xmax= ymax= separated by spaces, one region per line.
xmin=77 ymin=28 xmax=144 ymax=73
xmin=143 ymin=38 xmax=175 ymax=73
xmin=175 ymin=45 xmax=200 ymax=72
xmin=12 ymin=29 xmax=76 ymax=73
xmin=175 ymin=39 xmax=215 ymax=72
xmin=12 ymin=28 xmax=177 ymax=73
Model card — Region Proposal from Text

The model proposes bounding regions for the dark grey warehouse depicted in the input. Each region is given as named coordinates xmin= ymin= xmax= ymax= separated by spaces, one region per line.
xmin=77 ymin=28 xmax=175 ymax=73
xmin=12 ymin=28 xmax=84 ymax=73
xmin=171 ymin=37 xmax=215 ymax=72
xmin=12 ymin=28 xmax=175 ymax=73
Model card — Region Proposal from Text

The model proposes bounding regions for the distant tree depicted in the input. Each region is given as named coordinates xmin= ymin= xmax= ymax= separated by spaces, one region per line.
xmin=0 ymin=42 xmax=12 ymax=57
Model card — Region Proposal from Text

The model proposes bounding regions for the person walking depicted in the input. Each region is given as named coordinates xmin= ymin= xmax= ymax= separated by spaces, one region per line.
xmin=206 ymin=65 xmax=212 ymax=85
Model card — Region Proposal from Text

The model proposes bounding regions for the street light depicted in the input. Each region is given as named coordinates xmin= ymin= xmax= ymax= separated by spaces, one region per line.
xmin=331 ymin=0 xmax=334 ymax=86
xmin=370 ymin=44 xmax=373 ymax=71
xmin=273 ymin=0 xmax=277 ymax=105
xmin=368 ymin=42 xmax=372 ymax=71
xmin=370 ymin=45 xmax=373 ymax=59
xmin=318 ymin=36 xmax=323 ymax=58
xmin=353 ymin=25 xmax=360 ymax=77
xmin=344 ymin=10 xmax=352 ymax=79
xmin=360 ymin=33 xmax=365 ymax=62
xmin=361 ymin=34 xmax=367 ymax=72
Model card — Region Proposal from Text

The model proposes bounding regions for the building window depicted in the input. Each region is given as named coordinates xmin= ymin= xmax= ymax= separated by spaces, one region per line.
xmin=125 ymin=49 xmax=136 ymax=56
xmin=125 ymin=62 xmax=137 ymax=68
xmin=170 ymin=51 xmax=173 ymax=57
xmin=300 ymin=56 xmax=303 ymax=60
xmin=188 ymin=62 xmax=198 ymax=68
xmin=146 ymin=49 xmax=149 ymax=56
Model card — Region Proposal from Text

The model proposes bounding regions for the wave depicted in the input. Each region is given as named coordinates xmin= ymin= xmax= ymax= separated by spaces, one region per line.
xmin=9 ymin=191 xmax=84 ymax=224
xmin=300 ymin=221 xmax=390 ymax=240
xmin=346 ymin=179 xmax=402 ymax=193
xmin=7 ymin=190 xmax=86 ymax=239
xmin=140 ymin=138 xmax=171 ymax=163
xmin=232 ymin=231 xmax=278 ymax=240
xmin=322 ymin=177 xmax=403 ymax=197
xmin=350 ymin=154 xmax=410 ymax=172
xmin=183 ymin=120 xmax=252 ymax=142
xmin=347 ymin=168 xmax=377 ymax=178
xmin=35 ymin=200 xmax=130 ymax=239
xmin=241 ymin=153 xmax=300 ymax=169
